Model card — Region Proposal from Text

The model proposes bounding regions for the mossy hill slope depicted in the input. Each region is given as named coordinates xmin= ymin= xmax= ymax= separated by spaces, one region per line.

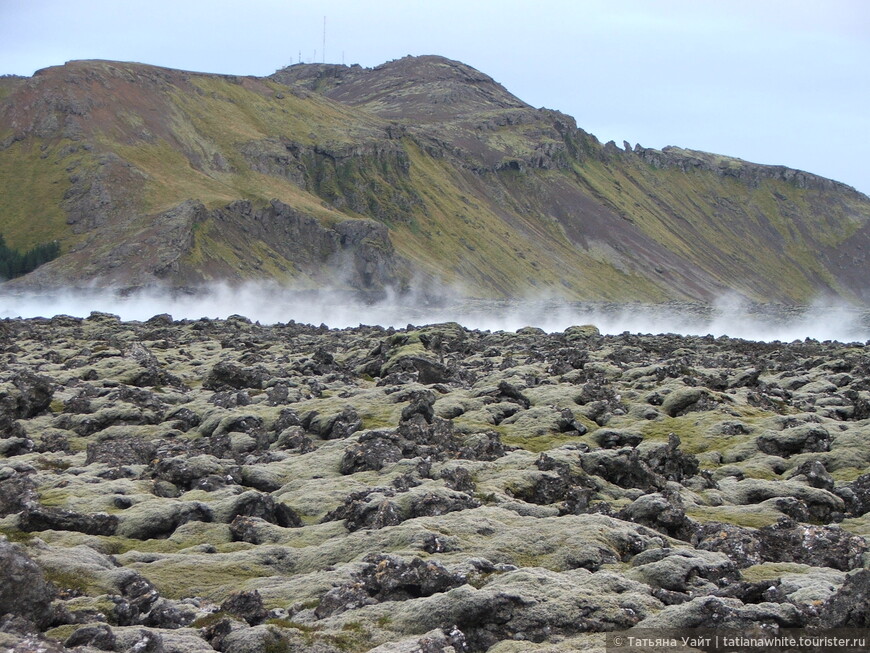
xmin=1 ymin=55 xmax=868 ymax=302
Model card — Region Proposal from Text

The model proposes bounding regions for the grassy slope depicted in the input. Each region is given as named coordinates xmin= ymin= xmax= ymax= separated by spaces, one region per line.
xmin=387 ymin=141 xmax=668 ymax=299
xmin=572 ymin=153 xmax=867 ymax=301
xmin=0 ymin=140 xmax=84 ymax=249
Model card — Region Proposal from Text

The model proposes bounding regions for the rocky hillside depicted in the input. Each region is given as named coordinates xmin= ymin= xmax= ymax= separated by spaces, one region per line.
xmin=1 ymin=314 xmax=870 ymax=651
xmin=1 ymin=56 xmax=869 ymax=302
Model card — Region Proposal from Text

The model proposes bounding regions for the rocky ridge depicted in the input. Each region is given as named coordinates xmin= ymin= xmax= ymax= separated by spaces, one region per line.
xmin=0 ymin=312 xmax=869 ymax=651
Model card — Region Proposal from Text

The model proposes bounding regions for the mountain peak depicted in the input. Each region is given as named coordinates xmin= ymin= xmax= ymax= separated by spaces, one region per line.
xmin=271 ymin=54 xmax=528 ymax=121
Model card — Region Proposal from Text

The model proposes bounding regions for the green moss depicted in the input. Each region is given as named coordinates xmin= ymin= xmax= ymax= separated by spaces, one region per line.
xmin=44 ymin=624 xmax=81 ymax=642
xmin=360 ymin=403 xmax=402 ymax=430
xmin=323 ymin=627 xmax=374 ymax=653
xmin=191 ymin=611 xmax=232 ymax=628
xmin=33 ymin=456 xmax=72 ymax=472
xmin=0 ymin=527 xmax=35 ymax=544
xmin=685 ymin=504 xmax=781 ymax=529
xmin=740 ymin=562 xmax=814 ymax=582
xmin=830 ymin=467 xmax=869 ymax=482
xmin=128 ymin=556 xmax=269 ymax=600
xmin=0 ymin=140 xmax=78 ymax=249
xmin=43 ymin=569 xmax=92 ymax=595
xmin=640 ymin=416 xmax=752 ymax=457
xmin=37 ymin=488 xmax=72 ymax=507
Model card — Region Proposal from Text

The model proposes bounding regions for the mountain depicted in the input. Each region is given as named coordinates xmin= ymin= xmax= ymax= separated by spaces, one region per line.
xmin=1 ymin=55 xmax=868 ymax=303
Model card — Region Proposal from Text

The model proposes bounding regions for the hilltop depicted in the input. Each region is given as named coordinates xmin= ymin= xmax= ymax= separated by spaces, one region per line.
xmin=0 ymin=55 xmax=868 ymax=303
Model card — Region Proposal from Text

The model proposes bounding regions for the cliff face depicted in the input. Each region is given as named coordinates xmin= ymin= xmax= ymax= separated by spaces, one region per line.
xmin=1 ymin=55 xmax=868 ymax=302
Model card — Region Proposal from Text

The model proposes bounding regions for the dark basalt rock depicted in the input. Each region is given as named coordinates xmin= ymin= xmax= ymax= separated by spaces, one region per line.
xmin=712 ymin=579 xmax=785 ymax=604
xmin=122 ymin=501 xmax=214 ymax=540
xmin=0 ymin=473 xmax=37 ymax=517
xmin=408 ymin=491 xmax=480 ymax=518
xmin=757 ymin=517 xmax=867 ymax=571
xmin=303 ymin=405 xmax=362 ymax=439
xmin=511 ymin=453 xmax=596 ymax=513
xmin=756 ymin=424 xmax=831 ymax=458
xmin=121 ymin=629 xmax=164 ymax=653
xmin=595 ymin=428 xmax=643 ymax=449
xmin=2 ymin=313 xmax=870 ymax=652
xmin=274 ymin=426 xmax=314 ymax=453
xmin=643 ymin=433 xmax=700 ymax=483
xmin=340 ymin=432 xmax=404 ymax=474
xmin=813 ymin=569 xmax=870 ymax=628
xmin=141 ymin=598 xmax=197 ymax=629
xmin=580 ymin=447 xmax=664 ymax=492
xmin=163 ymin=406 xmax=201 ymax=431
xmin=85 ymin=436 xmax=157 ymax=467
xmin=208 ymin=390 xmax=251 ymax=408
xmin=441 ymin=466 xmax=476 ymax=493
xmin=19 ymin=506 xmax=118 ymax=536
xmin=0 ymin=541 xmax=56 ymax=630
xmin=149 ymin=455 xmax=242 ymax=491
xmin=64 ymin=623 xmax=117 ymax=650
xmin=575 ymin=377 xmax=626 ymax=425
xmin=692 ymin=522 xmax=763 ymax=568
xmin=639 ymin=595 xmax=804 ymax=630
xmin=229 ymin=515 xmax=272 ymax=544
xmin=0 ymin=371 xmax=54 ymax=419
xmin=315 ymin=554 xmax=465 ymax=619
xmin=400 ymin=389 xmax=437 ymax=423
xmin=387 ymin=356 xmax=454 ymax=384
xmin=118 ymin=573 xmax=161 ymax=622
xmin=844 ymin=472 xmax=870 ymax=516
xmin=52 ymin=405 xmax=162 ymax=436
xmin=788 ymin=459 xmax=835 ymax=490
xmin=619 ymin=490 xmax=696 ymax=541
xmin=222 ymin=491 xmax=302 ymax=528
xmin=458 ymin=430 xmax=508 ymax=461
xmin=314 ymin=582 xmax=376 ymax=619
xmin=322 ymin=488 xmax=404 ymax=532
xmin=203 ymin=361 xmax=269 ymax=390
xmin=220 ymin=590 xmax=269 ymax=626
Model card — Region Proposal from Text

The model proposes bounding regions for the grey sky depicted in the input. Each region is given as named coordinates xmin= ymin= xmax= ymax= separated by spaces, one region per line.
xmin=2 ymin=0 xmax=869 ymax=194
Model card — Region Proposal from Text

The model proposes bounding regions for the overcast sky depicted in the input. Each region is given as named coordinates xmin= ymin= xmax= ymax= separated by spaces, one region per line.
xmin=2 ymin=0 xmax=869 ymax=194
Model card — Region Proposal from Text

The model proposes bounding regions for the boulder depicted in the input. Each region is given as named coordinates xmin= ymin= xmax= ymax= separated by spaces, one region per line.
xmin=757 ymin=518 xmax=867 ymax=571
xmin=0 ymin=541 xmax=56 ymax=630
xmin=220 ymin=590 xmax=269 ymax=626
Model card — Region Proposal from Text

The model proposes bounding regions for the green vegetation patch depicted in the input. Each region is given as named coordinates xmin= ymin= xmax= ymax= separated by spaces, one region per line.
xmin=640 ymin=415 xmax=752 ymax=457
xmin=740 ymin=562 xmax=814 ymax=583
xmin=0 ymin=140 xmax=79 ymax=248
xmin=685 ymin=504 xmax=782 ymax=529
xmin=125 ymin=553 xmax=271 ymax=600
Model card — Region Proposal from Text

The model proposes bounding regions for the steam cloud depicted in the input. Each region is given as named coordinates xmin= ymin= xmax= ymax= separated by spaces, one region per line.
xmin=0 ymin=283 xmax=867 ymax=343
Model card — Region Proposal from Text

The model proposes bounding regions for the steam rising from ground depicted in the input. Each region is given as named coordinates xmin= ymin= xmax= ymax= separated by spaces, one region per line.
xmin=0 ymin=284 xmax=868 ymax=343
